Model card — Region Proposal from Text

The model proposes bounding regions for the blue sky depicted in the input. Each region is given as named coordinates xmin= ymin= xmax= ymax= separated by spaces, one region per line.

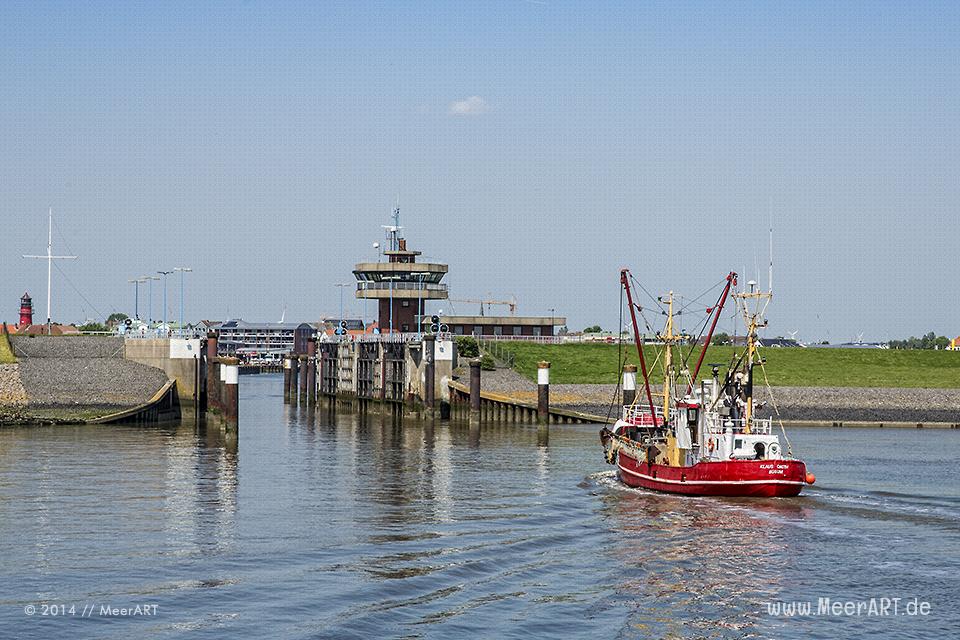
xmin=2 ymin=2 xmax=958 ymax=341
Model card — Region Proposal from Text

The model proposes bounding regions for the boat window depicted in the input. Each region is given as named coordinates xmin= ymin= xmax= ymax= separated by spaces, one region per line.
xmin=734 ymin=438 xmax=742 ymax=449
xmin=687 ymin=408 xmax=698 ymax=423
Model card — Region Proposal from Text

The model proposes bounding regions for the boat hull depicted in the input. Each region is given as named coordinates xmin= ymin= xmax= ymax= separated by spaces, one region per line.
xmin=616 ymin=450 xmax=807 ymax=497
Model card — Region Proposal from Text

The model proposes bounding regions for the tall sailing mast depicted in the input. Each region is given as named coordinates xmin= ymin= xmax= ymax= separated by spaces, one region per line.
xmin=22 ymin=208 xmax=77 ymax=334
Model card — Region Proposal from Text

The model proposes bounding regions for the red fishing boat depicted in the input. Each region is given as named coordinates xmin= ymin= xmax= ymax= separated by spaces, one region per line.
xmin=600 ymin=269 xmax=815 ymax=497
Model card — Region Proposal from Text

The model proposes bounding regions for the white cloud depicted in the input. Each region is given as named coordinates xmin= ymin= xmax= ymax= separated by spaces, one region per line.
xmin=449 ymin=96 xmax=490 ymax=116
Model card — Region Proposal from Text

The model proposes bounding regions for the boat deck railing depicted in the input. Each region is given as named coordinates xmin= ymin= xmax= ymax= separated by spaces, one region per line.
xmin=704 ymin=414 xmax=772 ymax=435
xmin=622 ymin=404 xmax=665 ymax=426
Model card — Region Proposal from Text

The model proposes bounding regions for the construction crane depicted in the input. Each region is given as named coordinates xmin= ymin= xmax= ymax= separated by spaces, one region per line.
xmin=449 ymin=296 xmax=518 ymax=316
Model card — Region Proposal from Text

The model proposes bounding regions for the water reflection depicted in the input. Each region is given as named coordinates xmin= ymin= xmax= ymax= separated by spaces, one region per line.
xmin=3 ymin=376 xmax=958 ymax=640
xmin=598 ymin=479 xmax=824 ymax=638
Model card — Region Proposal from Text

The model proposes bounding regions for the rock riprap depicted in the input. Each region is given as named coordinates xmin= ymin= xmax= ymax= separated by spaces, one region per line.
xmin=4 ymin=336 xmax=169 ymax=421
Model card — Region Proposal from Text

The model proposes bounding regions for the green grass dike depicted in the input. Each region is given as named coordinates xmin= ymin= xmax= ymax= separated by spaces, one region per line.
xmin=491 ymin=342 xmax=960 ymax=388
xmin=0 ymin=332 xmax=16 ymax=364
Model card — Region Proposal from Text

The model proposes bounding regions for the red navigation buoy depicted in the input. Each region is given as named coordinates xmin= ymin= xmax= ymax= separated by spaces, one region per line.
xmin=805 ymin=472 xmax=816 ymax=485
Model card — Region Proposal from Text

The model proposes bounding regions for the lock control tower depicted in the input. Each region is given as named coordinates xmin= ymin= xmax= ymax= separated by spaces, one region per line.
xmin=353 ymin=207 xmax=448 ymax=333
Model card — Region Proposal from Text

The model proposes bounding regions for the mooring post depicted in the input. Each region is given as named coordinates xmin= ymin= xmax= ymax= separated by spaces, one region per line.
xmin=307 ymin=339 xmax=317 ymax=405
xmin=283 ymin=355 xmax=292 ymax=403
xmin=197 ymin=341 xmax=207 ymax=415
xmin=298 ymin=354 xmax=309 ymax=403
xmin=218 ymin=358 xmax=228 ymax=410
xmin=622 ymin=364 xmax=637 ymax=408
xmin=469 ymin=358 xmax=481 ymax=421
xmin=222 ymin=357 xmax=239 ymax=432
xmin=537 ymin=361 xmax=550 ymax=424
xmin=288 ymin=355 xmax=300 ymax=405
xmin=205 ymin=332 xmax=219 ymax=413
xmin=423 ymin=334 xmax=436 ymax=417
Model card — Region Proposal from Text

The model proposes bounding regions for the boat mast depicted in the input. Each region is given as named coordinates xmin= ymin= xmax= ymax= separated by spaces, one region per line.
xmin=662 ymin=292 xmax=674 ymax=422
xmin=744 ymin=316 xmax=757 ymax=432
xmin=734 ymin=279 xmax=771 ymax=434
xmin=620 ymin=269 xmax=658 ymax=427
xmin=687 ymin=271 xmax=737 ymax=393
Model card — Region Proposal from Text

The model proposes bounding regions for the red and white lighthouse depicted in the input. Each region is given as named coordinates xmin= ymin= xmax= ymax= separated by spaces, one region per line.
xmin=19 ymin=292 xmax=33 ymax=327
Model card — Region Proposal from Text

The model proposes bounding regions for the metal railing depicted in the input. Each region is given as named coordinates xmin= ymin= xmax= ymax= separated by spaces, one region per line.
xmin=476 ymin=338 xmax=515 ymax=366
xmin=703 ymin=414 xmax=772 ymax=435
xmin=356 ymin=282 xmax=448 ymax=292
xmin=478 ymin=335 xmax=564 ymax=343
xmin=621 ymin=404 xmax=665 ymax=425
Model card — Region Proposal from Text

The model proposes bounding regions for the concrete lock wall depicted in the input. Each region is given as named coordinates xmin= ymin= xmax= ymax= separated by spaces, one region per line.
xmin=320 ymin=337 xmax=455 ymax=407
xmin=406 ymin=339 xmax=455 ymax=403
xmin=124 ymin=338 xmax=202 ymax=399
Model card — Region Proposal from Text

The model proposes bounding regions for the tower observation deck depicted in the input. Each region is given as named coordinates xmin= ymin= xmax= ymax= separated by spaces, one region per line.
xmin=353 ymin=208 xmax=448 ymax=333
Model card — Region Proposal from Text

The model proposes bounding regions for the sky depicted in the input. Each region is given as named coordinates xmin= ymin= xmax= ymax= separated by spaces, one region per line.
xmin=1 ymin=1 xmax=958 ymax=342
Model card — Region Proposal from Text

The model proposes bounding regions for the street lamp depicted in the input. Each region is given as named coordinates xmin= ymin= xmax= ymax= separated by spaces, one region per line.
xmin=144 ymin=275 xmax=160 ymax=324
xmin=128 ymin=277 xmax=147 ymax=319
xmin=157 ymin=270 xmax=173 ymax=335
xmin=174 ymin=267 xmax=192 ymax=336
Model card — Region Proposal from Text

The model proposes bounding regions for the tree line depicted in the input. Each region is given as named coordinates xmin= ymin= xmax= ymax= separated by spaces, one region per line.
xmin=888 ymin=332 xmax=954 ymax=350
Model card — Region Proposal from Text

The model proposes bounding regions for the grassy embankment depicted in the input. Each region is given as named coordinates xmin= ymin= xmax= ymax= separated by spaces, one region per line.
xmin=490 ymin=342 xmax=960 ymax=388
xmin=0 ymin=333 xmax=16 ymax=364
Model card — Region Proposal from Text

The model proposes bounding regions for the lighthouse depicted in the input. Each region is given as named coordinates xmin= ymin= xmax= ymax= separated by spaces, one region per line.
xmin=19 ymin=292 xmax=33 ymax=327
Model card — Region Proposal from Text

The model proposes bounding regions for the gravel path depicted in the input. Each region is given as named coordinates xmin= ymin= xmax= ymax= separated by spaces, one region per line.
xmin=467 ymin=366 xmax=960 ymax=423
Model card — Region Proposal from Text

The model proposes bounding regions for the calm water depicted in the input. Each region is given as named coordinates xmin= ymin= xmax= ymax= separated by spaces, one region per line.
xmin=1 ymin=375 xmax=958 ymax=639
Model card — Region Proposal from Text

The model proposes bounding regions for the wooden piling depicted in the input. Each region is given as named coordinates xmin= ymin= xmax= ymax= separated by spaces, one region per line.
xmin=307 ymin=339 xmax=317 ymax=405
xmin=206 ymin=332 xmax=219 ymax=413
xmin=537 ymin=361 xmax=550 ymax=425
xmin=469 ymin=359 xmax=481 ymax=422
xmin=283 ymin=355 xmax=292 ymax=402
xmin=288 ymin=355 xmax=300 ymax=405
xmin=298 ymin=354 xmax=308 ymax=402
xmin=221 ymin=357 xmax=239 ymax=432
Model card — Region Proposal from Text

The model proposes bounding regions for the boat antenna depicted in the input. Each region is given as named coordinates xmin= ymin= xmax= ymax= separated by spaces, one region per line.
xmin=768 ymin=201 xmax=774 ymax=293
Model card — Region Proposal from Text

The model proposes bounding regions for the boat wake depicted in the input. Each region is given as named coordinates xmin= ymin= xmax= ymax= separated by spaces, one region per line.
xmin=588 ymin=466 xmax=960 ymax=537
